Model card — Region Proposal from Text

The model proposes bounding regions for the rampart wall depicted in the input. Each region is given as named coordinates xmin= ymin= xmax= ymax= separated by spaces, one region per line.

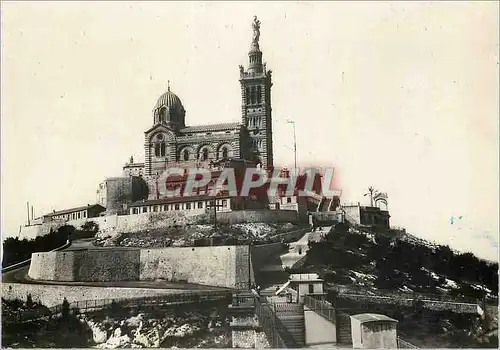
xmin=21 ymin=210 xmax=301 ymax=239
xmin=28 ymin=245 xmax=257 ymax=289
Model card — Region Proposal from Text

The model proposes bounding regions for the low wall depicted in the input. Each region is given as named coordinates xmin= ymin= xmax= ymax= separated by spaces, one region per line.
xmin=311 ymin=211 xmax=342 ymax=223
xmin=268 ymin=228 xmax=308 ymax=243
xmin=1 ymin=283 xmax=186 ymax=308
xmin=28 ymin=245 xmax=255 ymax=289
xmin=338 ymin=294 xmax=483 ymax=315
xmin=19 ymin=221 xmax=68 ymax=239
xmin=217 ymin=210 xmax=300 ymax=225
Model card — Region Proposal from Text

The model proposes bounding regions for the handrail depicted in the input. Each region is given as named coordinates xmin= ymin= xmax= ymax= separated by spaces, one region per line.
xmin=328 ymin=283 xmax=483 ymax=305
xmin=231 ymin=291 xmax=299 ymax=348
xmin=254 ymin=297 xmax=299 ymax=348
xmin=2 ymin=240 xmax=71 ymax=273
xmin=397 ymin=337 xmax=419 ymax=348
xmin=303 ymin=294 xmax=335 ymax=322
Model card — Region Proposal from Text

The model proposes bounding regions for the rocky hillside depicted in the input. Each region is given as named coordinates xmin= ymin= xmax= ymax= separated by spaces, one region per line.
xmin=302 ymin=222 xmax=499 ymax=348
xmin=95 ymin=222 xmax=302 ymax=248
xmin=1 ymin=298 xmax=232 ymax=348
xmin=305 ymin=222 xmax=498 ymax=301
xmin=83 ymin=305 xmax=231 ymax=348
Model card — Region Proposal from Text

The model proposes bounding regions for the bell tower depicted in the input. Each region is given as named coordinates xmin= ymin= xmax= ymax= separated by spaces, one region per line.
xmin=240 ymin=16 xmax=274 ymax=170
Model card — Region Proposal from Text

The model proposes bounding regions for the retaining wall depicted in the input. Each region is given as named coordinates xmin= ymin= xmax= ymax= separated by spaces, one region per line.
xmin=28 ymin=245 xmax=256 ymax=289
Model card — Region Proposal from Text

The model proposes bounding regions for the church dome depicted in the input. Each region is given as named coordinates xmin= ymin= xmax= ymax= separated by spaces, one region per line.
xmin=153 ymin=84 xmax=186 ymax=129
xmin=154 ymin=88 xmax=184 ymax=110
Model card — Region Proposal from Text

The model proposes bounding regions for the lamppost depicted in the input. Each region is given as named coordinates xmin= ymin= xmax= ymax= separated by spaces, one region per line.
xmin=207 ymin=198 xmax=225 ymax=230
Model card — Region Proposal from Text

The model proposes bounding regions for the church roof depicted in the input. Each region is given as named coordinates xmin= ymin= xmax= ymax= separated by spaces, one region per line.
xmin=180 ymin=122 xmax=241 ymax=134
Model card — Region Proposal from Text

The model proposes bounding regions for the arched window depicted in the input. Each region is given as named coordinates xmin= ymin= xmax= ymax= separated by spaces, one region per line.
xmin=246 ymin=87 xmax=250 ymax=105
xmin=155 ymin=142 xmax=166 ymax=157
xmin=183 ymin=149 xmax=189 ymax=161
xmin=222 ymin=147 xmax=228 ymax=159
xmin=257 ymin=86 xmax=262 ymax=104
xmin=202 ymin=148 xmax=209 ymax=161
xmin=159 ymin=108 xmax=166 ymax=122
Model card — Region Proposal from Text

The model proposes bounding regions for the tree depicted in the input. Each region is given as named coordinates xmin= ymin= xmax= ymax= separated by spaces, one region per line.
xmin=62 ymin=297 xmax=70 ymax=318
xmin=26 ymin=293 xmax=33 ymax=308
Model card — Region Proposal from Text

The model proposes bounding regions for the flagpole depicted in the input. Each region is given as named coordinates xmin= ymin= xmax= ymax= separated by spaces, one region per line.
xmin=286 ymin=120 xmax=297 ymax=170
xmin=293 ymin=122 xmax=297 ymax=170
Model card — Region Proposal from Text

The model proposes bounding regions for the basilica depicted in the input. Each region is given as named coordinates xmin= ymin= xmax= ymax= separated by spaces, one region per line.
xmin=126 ymin=16 xmax=272 ymax=177
xmin=97 ymin=17 xmax=278 ymax=214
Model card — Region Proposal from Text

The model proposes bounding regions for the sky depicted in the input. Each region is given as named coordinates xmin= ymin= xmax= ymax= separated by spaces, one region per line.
xmin=1 ymin=2 xmax=498 ymax=261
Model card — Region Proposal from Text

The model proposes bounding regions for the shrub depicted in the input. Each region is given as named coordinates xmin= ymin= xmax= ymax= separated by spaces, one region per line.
xmin=62 ymin=298 xmax=70 ymax=318
xmin=26 ymin=294 xmax=34 ymax=308
xmin=2 ymin=226 xmax=74 ymax=267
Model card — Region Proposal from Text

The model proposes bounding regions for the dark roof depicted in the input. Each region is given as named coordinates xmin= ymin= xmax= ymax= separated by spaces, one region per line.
xmin=123 ymin=163 xmax=145 ymax=168
xmin=350 ymin=313 xmax=398 ymax=323
xmin=44 ymin=204 xmax=106 ymax=217
xmin=180 ymin=122 xmax=241 ymax=134
xmin=129 ymin=194 xmax=232 ymax=207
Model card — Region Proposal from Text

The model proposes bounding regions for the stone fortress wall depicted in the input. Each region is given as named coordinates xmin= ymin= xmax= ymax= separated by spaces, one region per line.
xmin=28 ymin=245 xmax=257 ymax=289
xmin=20 ymin=209 xmax=301 ymax=239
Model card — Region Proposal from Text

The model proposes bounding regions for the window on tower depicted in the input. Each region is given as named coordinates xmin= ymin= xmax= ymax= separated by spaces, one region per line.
xmin=201 ymin=148 xmax=209 ymax=161
xmin=222 ymin=147 xmax=228 ymax=159
xmin=257 ymin=86 xmax=262 ymax=103
xmin=155 ymin=142 xmax=166 ymax=157
xmin=183 ymin=149 xmax=189 ymax=161
xmin=246 ymin=87 xmax=250 ymax=104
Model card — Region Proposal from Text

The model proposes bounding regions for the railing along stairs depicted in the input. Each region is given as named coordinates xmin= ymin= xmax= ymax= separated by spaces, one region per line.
xmin=232 ymin=291 xmax=299 ymax=348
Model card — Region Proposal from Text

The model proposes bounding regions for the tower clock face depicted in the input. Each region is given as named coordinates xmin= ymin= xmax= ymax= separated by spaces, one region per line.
xmin=157 ymin=134 xmax=164 ymax=141
xmin=253 ymin=127 xmax=260 ymax=135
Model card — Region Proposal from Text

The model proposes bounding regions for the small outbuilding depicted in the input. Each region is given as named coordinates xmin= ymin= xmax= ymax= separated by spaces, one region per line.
xmin=350 ymin=313 xmax=398 ymax=349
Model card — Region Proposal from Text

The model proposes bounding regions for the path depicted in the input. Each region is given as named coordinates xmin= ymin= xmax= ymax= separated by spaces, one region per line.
xmin=258 ymin=226 xmax=332 ymax=291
